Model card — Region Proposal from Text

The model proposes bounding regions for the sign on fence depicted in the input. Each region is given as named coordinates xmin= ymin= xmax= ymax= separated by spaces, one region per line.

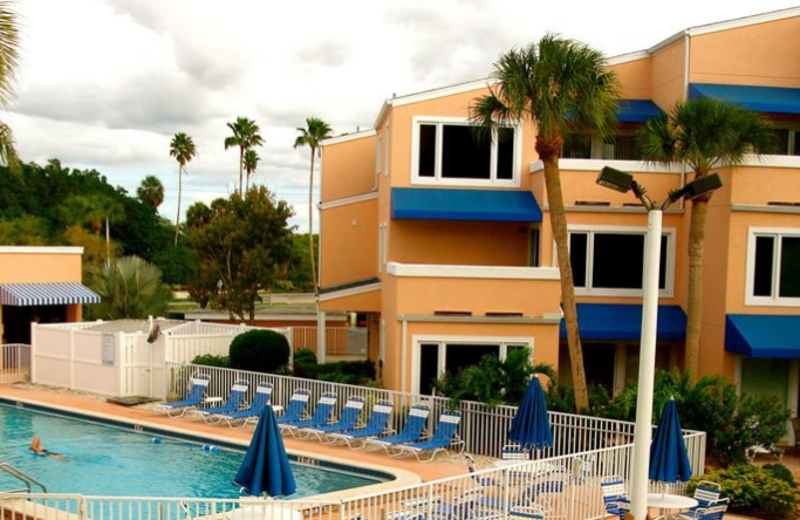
xmin=101 ymin=334 xmax=115 ymax=366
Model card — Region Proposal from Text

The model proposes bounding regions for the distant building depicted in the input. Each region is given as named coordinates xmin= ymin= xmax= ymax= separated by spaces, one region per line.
xmin=319 ymin=8 xmax=800 ymax=437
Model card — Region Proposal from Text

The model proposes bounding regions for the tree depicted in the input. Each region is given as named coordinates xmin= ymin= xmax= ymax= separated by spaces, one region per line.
xmin=471 ymin=35 xmax=619 ymax=411
xmin=0 ymin=215 xmax=49 ymax=245
xmin=170 ymin=132 xmax=197 ymax=246
xmin=58 ymin=194 xmax=123 ymax=237
xmin=639 ymin=98 xmax=775 ymax=380
xmin=0 ymin=2 xmax=19 ymax=170
xmin=137 ymin=175 xmax=165 ymax=211
xmin=63 ymin=224 xmax=120 ymax=286
xmin=294 ymin=117 xmax=332 ymax=296
xmin=90 ymin=255 xmax=172 ymax=319
xmin=224 ymin=117 xmax=263 ymax=196
xmin=187 ymin=186 xmax=294 ymax=322
xmin=243 ymin=149 xmax=260 ymax=192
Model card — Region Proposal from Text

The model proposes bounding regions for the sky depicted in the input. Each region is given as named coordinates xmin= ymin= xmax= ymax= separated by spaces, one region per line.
xmin=6 ymin=0 xmax=800 ymax=233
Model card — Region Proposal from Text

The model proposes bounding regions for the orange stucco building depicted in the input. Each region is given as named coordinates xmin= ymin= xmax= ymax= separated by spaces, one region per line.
xmin=319 ymin=7 xmax=800 ymax=436
xmin=0 ymin=246 xmax=98 ymax=344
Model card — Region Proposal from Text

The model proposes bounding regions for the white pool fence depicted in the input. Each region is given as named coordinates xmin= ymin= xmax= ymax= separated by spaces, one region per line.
xmin=0 ymin=344 xmax=30 ymax=384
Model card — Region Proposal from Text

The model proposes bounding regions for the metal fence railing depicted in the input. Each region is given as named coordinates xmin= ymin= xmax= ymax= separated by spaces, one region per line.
xmin=0 ymin=344 xmax=30 ymax=384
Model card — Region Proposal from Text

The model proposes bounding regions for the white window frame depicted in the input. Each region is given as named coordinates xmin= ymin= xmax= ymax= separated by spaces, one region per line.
xmin=745 ymin=227 xmax=800 ymax=307
xmin=384 ymin=125 xmax=391 ymax=176
xmin=411 ymin=335 xmax=534 ymax=395
xmin=410 ymin=116 xmax=522 ymax=188
xmin=555 ymin=225 xmax=677 ymax=298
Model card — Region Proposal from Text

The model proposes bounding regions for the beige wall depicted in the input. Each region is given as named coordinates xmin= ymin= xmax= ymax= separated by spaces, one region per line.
xmin=612 ymin=56 xmax=653 ymax=100
xmin=319 ymin=289 xmax=381 ymax=313
xmin=690 ymin=16 xmax=800 ymax=89
xmin=651 ymin=39 xmax=687 ymax=109
xmin=0 ymin=251 xmax=83 ymax=284
xmin=320 ymin=199 xmax=379 ymax=288
xmin=320 ymin=135 xmax=376 ymax=202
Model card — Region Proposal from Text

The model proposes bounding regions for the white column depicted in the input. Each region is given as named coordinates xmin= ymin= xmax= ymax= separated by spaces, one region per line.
xmin=630 ymin=209 xmax=663 ymax=519
xmin=316 ymin=311 xmax=326 ymax=364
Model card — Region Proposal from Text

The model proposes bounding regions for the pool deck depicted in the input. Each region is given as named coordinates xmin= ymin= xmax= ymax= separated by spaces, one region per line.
xmin=0 ymin=385 xmax=466 ymax=490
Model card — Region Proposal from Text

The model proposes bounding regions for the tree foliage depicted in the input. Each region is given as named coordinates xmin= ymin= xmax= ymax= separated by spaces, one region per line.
xmin=137 ymin=175 xmax=165 ymax=211
xmin=229 ymin=329 xmax=290 ymax=373
xmin=187 ymin=186 xmax=295 ymax=322
xmin=225 ymin=117 xmax=263 ymax=196
xmin=90 ymin=255 xmax=172 ymax=319
xmin=170 ymin=132 xmax=197 ymax=246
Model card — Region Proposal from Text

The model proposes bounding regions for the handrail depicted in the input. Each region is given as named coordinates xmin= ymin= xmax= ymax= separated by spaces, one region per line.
xmin=0 ymin=463 xmax=47 ymax=493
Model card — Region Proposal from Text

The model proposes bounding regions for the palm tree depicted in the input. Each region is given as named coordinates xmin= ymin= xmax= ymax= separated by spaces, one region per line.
xmin=170 ymin=132 xmax=197 ymax=246
xmin=0 ymin=2 xmax=20 ymax=170
xmin=90 ymin=255 xmax=172 ymax=319
xmin=137 ymin=175 xmax=165 ymax=211
xmin=294 ymin=117 xmax=332 ymax=296
xmin=639 ymin=98 xmax=774 ymax=381
xmin=243 ymin=149 xmax=260 ymax=192
xmin=224 ymin=117 xmax=264 ymax=195
xmin=471 ymin=35 xmax=619 ymax=411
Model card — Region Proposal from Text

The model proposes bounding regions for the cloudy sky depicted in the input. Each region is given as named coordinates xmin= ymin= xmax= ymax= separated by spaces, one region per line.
xmin=6 ymin=0 xmax=799 ymax=232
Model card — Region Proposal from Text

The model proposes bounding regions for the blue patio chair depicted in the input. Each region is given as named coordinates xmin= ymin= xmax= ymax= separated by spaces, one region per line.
xmin=267 ymin=388 xmax=311 ymax=427
xmin=509 ymin=505 xmax=547 ymax=520
xmin=327 ymin=400 xmax=395 ymax=448
xmin=685 ymin=481 xmax=722 ymax=513
xmin=279 ymin=392 xmax=337 ymax=436
xmin=154 ymin=374 xmax=211 ymax=417
xmin=678 ymin=498 xmax=729 ymax=520
xmin=390 ymin=410 xmax=464 ymax=462
xmin=213 ymin=381 xmax=274 ymax=427
xmin=362 ymin=403 xmax=431 ymax=454
xmin=600 ymin=475 xmax=630 ymax=520
xmin=192 ymin=379 xmax=249 ymax=422
xmin=299 ymin=396 xmax=366 ymax=441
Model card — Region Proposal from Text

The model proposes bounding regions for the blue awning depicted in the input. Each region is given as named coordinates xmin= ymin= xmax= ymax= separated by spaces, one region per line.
xmin=391 ymin=188 xmax=542 ymax=222
xmin=559 ymin=303 xmax=687 ymax=341
xmin=725 ymin=314 xmax=800 ymax=358
xmin=690 ymin=83 xmax=800 ymax=115
xmin=616 ymin=100 xmax=663 ymax=123
xmin=1 ymin=282 xmax=100 ymax=306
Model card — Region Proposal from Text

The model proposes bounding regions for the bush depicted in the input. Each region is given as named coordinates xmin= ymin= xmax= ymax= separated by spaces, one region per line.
xmin=292 ymin=348 xmax=318 ymax=378
xmin=689 ymin=465 xmax=798 ymax=519
xmin=763 ymin=464 xmax=797 ymax=488
xmin=316 ymin=360 xmax=375 ymax=385
xmin=229 ymin=330 xmax=290 ymax=373
xmin=191 ymin=354 xmax=229 ymax=368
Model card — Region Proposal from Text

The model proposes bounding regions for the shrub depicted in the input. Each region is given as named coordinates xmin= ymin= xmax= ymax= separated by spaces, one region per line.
xmin=191 ymin=354 xmax=229 ymax=368
xmin=229 ymin=330 xmax=290 ymax=373
xmin=316 ymin=360 xmax=375 ymax=385
xmin=292 ymin=348 xmax=318 ymax=378
xmin=763 ymin=464 xmax=797 ymax=488
xmin=689 ymin=465 xmax=798 ymax=519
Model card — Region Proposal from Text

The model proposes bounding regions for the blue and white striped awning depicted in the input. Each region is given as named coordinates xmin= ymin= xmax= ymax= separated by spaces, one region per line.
xmin=1 ymin=282 xmax=100 ymax=306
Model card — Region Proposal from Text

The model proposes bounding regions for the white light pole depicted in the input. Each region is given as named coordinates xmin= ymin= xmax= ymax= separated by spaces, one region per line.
xmin=596 ymin=167 xmax=722 ymax=519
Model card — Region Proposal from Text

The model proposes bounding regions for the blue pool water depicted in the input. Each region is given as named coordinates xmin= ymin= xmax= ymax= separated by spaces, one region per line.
xmin=0 ymin=404 xmax=381 ymax=498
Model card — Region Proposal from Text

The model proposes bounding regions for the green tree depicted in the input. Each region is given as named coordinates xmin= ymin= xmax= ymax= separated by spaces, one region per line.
xmin=294 ymin=117 xmax=332 ymax=296
xmin=58 ymin=194 xmax=123 ymax=241
xmin=224 ymin=117 xmax=263 ymax=196
xmin=639 ymin=99 xmax=775 ymax=380
xmin=90 ymin=255 xmax=172 ymax=319
xmin=0 ymin=215 xmax=49 ymax=244
xmin=287 ymin=233 xmax=318 ymax=291
xmin=187 ymin=186 xmax=294 ymax=322
xmin=0 ymin=2 xmax=19 ymax=170
xmin=471 ymin=35 xmax=619 ymax=411
xmin=170 ymin=132 xmax=197 ymax=246
xmin=63 ymin=224 xmax=120 ymax=286
xmin=137 ymin=175 xmax=165 ymax=211
xmin=243 ymin=149 xmax=259 ymax=192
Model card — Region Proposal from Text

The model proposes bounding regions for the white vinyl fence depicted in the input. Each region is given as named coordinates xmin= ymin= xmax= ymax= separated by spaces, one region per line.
xmin=0 ymin=344 xmax=30 ymax=384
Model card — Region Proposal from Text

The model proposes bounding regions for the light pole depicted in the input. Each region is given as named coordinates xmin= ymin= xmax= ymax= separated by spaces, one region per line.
xmin=596 ymin=167 xmax=721 ymax=519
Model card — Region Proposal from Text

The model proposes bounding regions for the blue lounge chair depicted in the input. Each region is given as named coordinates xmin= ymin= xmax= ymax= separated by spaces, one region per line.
xmin=327 ymin=400 xmax=394 ymax=447
xmin=390 ymin=410 xmax=464 ymax=462
xmin=299 ymin=396 xmax=365 ymax=441
xmin=214 ymin=381 xmax=274 ymax=427
xmin=362 ymin=403 xmax=430 ymax=454
xmin=192 ymin=379 xmax=249 ymax=422
xmin=280 ymin=392 xmax=338 ymax=437
xmin=154 ymin=374 xmax=211 ymax=417
xmin=271 ymin=388 xmax=311 ymax=426
xmin=600 ymin=475 xmax=630 ymax=520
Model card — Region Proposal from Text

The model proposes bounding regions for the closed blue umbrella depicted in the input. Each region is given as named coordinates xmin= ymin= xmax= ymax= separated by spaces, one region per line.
xmin=649 ymin=398 xmax=692 ymax=483
xmin=234 ymin=406 xmax=296 ymax=497
xmin=508 ymin=376 xmax=553 ymax=450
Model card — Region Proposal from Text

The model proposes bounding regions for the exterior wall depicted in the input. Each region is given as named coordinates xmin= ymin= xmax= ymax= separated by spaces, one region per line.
xmin=651 ymin=39 xmax=687 ymax=109
xmin=0 ymin=250 xmax=83 ymax=284
xmin=320 ymin=134 xmax=377 ymax=202
xmin=207 ymin=318 xmax=347 ymax=328
xmin=689 ymin=16 xmax=800 ymax=89
xmin=319 ymin=289 xmax=381 ymax=313
xmin=612 ymin=56 xmax=653 ymax=100
xmin=319 ymin=198 xmax=379 ymax=288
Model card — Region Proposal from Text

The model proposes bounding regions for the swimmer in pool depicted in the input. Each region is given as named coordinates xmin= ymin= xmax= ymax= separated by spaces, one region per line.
xmin=29 ymin=434 xmax=64 ymax=460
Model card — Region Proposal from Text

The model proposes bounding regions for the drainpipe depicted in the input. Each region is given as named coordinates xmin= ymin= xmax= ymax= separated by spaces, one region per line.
xmin=400 ymin=317 xmax=408 ymax=394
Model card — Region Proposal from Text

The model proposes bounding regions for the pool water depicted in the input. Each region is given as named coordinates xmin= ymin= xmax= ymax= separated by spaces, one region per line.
xmin=0 ymin=405 xmax=380 ymax=498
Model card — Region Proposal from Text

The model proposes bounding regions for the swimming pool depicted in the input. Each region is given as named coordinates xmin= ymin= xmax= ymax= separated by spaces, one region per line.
xmin=0 ymin=403 xmax=384 ymax=499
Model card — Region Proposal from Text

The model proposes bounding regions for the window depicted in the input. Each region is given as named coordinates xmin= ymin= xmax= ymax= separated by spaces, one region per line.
xmin=561 ymin=131 xmax=643 ymax=161
xmin=561 ymin=133 xmax=592 ymax=159
xmin=528 ymin=226 xmax=541 ymax=267
xmin=772 ymin=127 xmax=800 ymax=156
xmin=747 ymin=228 xmax=800 ymax=306
xmin=412 ymin=117 xmax=520 ymax=186
xmin=414 ymin=337 xmax=532 ymax=395
xmin=565 ymin=226 xmax=675 ymax=297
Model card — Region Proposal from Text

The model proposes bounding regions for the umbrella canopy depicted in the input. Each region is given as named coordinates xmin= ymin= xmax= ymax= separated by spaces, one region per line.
xmin=234 ymin=406 xmax=296 ymax=497
xmin=508 ymin=376 xmax=553 ymax=450
xmin=649 ymin=398 xmax=692 ymax=483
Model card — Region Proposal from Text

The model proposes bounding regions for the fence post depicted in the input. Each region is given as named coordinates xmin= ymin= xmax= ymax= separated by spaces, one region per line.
xmin=69 ymin=327 xmax=75 ymax=389
xmin=30 ymin=322 xmax=37 ymax=384
xmin=117 ymin=331 xmax=125 ymax=397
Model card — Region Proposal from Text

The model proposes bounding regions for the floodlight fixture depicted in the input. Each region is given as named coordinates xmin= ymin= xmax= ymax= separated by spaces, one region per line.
xmin=596 ymin=167 xmax=635 ymax=193
xmin=668 ymin=173 xmax=723 ymax=203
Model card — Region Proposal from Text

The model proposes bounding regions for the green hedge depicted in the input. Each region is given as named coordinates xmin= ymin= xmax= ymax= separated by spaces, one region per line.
xmin=229 ymin=330 xmax=290 ymax=373
xmin=191 ymin=354 xmax=229 ymax=368
xmin=689 ymin=465 xmax=798 ymax=519
xmin=291 ymin=348 xmax=376 ymax=385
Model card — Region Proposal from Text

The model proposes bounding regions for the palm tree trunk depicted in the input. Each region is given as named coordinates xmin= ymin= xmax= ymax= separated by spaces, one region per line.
xmin=309 ymin=149 xmax=318 ymax=296
xmin=239 ymin=147 xmax=244 ymax=196
xmin=540 ymin=144 xmax=590 ymax=412
xmin=245 ymin=170 xmax=250 ymax=193
xmin=684 ymin=197 xmax=709 ymax=381
xmin=174 ymin=164 xmax=182 ymax=246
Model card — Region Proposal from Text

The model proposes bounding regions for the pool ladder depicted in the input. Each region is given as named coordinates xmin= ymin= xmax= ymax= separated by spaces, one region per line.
xmin=0 ymin=463 xmax=47 ymax=493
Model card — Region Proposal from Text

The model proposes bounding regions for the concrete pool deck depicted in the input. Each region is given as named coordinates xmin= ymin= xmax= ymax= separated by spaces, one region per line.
xmin=0 ymin=385 xmax=467 ymax=492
